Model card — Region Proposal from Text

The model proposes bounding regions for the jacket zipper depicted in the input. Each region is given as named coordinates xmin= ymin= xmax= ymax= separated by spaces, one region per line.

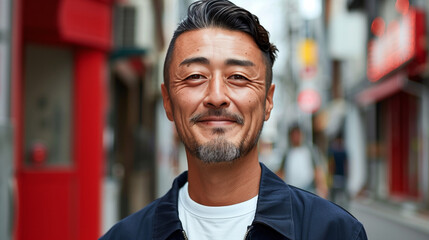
xmin=182 ymin=230 xmax=188 ymax=240
xmin=243 ymin=225 xmax=253 ymax=240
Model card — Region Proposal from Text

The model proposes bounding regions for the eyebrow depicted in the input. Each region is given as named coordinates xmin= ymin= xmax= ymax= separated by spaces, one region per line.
xmin=179 ymin=57 xmax=255 ymax=67
xmin=180 ymin=57 xmax=210 ymax=66
xmin=225 ymin=59 xmax=255 ymax=67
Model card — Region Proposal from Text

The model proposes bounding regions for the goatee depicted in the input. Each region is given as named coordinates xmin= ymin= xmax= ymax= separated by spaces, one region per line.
xmin=195 ymin=137 xmax=242 ymax=163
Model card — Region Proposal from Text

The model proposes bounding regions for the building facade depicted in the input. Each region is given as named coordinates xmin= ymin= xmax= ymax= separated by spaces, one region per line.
xmin=9 ymin=0 xmax=114 ymax=239
xmin=325 ymin=0 xmax=429 ymax=239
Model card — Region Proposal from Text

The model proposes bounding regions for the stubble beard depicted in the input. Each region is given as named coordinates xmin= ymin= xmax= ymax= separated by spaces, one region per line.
xmin=180 ymin=120 xmax=265 ymax=164
xmin=172 ymin=106 xmax=266 ymax=164
xmin=195 ymin=134 xmax=241 ymax=163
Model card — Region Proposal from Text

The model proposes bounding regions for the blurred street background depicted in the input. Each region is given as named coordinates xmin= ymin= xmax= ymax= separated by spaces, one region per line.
xmin=1 ymin=0 xmax=429 ymax=239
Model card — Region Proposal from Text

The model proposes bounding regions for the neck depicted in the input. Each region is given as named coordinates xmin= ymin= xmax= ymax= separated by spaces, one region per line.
xmin=186 ymin=147 xmax=261 ymax=206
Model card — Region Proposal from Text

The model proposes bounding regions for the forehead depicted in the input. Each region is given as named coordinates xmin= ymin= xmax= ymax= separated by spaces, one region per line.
xmin=171 ymin=28 xmax=264 ymax=65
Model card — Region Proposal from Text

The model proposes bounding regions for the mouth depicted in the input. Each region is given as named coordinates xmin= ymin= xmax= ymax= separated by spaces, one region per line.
xmin=197 ymin=116 xmax=237 ymax=127
xmin=190 ymin=110 xmax=244 ymax=127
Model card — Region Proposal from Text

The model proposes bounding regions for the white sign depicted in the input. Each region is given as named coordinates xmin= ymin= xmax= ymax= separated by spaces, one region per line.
xmin=0 ymin=0 xmax=11 ymax=123
xmin=299 ymin=0 xmax=322 ymax=20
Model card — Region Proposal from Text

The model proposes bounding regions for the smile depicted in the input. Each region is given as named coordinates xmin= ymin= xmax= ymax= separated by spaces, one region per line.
xmin=190 ymin=110 xmax=244 ymax=126
xmin=197 ymin=116 xmax=237 ymax=127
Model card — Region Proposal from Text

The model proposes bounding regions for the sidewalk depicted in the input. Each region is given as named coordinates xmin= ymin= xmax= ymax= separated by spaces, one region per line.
xmin=350 ymin=199 xmax=429 ymax=240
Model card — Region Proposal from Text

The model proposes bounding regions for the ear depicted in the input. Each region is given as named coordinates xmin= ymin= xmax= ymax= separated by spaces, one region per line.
xmin=264 ymin=84 xmax=275 ymax=121
xmin=161 ymin=84 xmax=174 ymax=121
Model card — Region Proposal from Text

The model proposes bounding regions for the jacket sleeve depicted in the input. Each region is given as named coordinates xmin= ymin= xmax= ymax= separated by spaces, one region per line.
xmin=354 ymin=224 xmax=368 ymax=240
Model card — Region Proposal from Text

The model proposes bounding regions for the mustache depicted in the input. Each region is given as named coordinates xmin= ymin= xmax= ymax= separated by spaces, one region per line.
xmin=190 ymin=109 xmax=244 ymax=125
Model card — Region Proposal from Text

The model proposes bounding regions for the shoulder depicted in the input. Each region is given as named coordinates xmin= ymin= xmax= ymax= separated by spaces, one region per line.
xmin=99 ymin=200 xmax=159 ymax=240
xmin=288 ymin=186 xmax=367 ymax=240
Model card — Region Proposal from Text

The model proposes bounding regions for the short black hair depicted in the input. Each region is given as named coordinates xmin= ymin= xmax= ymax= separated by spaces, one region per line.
xmin=163 ymin=0 xmax=278 ymax=91
xmin=288 ymin=123 xmax=302 ymax=135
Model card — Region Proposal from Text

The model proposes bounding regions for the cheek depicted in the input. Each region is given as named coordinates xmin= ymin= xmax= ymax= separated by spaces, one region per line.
xmin=236 ymin=94 xmax=265 ymax=121
xmin=171 ymin=92 xmax=201 ymax=120
xmin=244 ymin=90 xmax=266 ymax=108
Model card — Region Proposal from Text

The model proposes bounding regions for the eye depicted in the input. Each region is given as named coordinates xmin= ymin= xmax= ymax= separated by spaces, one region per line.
xmin=185 ymin=74 xmax=206 ymax=80
xmin=228 ymin=74 xmax=249 ymax=80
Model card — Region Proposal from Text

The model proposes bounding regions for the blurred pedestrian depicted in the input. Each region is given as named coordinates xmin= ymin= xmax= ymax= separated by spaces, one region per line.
xmin=100 ymin=0 xmax=367 ymax=239
xmin=277 ymin=124 xmax=329 ymax=198
xmin=328 ymin=131 xmax=349 ymax=208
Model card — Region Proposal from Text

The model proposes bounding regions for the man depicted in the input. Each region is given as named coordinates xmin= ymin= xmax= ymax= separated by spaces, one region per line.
xmin=328 ymin=131 xmax=349 ymax=208
xmin=100 ymin=0 xmax=367 ymax=239
xmin=278 ymin=124 xmax=328 ymax=198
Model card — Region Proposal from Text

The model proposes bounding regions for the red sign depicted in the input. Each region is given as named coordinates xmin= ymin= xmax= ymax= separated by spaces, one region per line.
xmin=298 ymin=89 xmax=321 ymax=113
xmin=367 ymin=8 xmax=426 ymax=82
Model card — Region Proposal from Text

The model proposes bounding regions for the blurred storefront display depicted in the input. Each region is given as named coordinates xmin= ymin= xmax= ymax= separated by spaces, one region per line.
xmin=9 ymin=0 xmax=114 ymax=239
xmin=359 ymin=4 xmax=428 ymax=204
xmin=325 ymin=0 xmax=429 ymax=239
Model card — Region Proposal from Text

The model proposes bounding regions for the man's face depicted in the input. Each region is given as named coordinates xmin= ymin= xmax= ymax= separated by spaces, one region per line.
xmin=162 ymin=28 xmax=275 ymax=163
xmin=290 ymin=129 xmax=302 ymax=147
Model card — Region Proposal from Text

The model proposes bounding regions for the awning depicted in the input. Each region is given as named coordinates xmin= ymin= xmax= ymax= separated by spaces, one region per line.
xmin=110 ymin=47 xmax=148 ymax=61
xmin=355 ymin=74 xmax=406 ymax=106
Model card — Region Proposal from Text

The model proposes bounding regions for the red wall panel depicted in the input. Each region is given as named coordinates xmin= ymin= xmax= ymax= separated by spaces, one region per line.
xmin=23 ymin=0 xmax=112 ymax=49
xmin=74 ymin=49 xmax=106 ymax=239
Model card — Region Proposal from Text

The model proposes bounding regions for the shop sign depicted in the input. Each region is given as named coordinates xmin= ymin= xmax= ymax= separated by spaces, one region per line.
xmin=298 ymin=39 xmax=318 ymax=66
xmin=297 ymin=88 xmax=321 ymax=113
xmin=298 ymin=39 xmax=318 ymax=80
xmin=367 ymin=8 xmax=426 ymax=82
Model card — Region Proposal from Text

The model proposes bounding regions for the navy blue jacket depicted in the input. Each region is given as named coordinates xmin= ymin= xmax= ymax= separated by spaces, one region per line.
xmin=100 ymin=163 xmax=367 ymax=239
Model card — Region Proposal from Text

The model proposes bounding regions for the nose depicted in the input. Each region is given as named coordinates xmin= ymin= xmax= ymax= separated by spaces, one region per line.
xmin=203 ymin=74 xmax=230 ymax=109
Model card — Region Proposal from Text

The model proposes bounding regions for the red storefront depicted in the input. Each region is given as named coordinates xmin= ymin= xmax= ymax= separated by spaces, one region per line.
xmin=11 ymin=0 xmax=113 ymax=239
xmin=355 ymin=6 xmax=429 ymax=205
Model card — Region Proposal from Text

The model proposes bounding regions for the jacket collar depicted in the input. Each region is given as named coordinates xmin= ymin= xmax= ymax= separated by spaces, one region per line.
xmin=152 ymin=163 xmax=295 ymax=240
xmin=254 ymin=163 xmax=295 ymax=239
xmin=153 ymin=171 xmax=188 ymax=240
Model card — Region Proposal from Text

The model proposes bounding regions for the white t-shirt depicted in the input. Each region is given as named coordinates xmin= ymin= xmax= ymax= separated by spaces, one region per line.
xmin=178 ymin=182 xmax=257 ymax=240
xmin=284 ymin=146 xmax=314 ymax=189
